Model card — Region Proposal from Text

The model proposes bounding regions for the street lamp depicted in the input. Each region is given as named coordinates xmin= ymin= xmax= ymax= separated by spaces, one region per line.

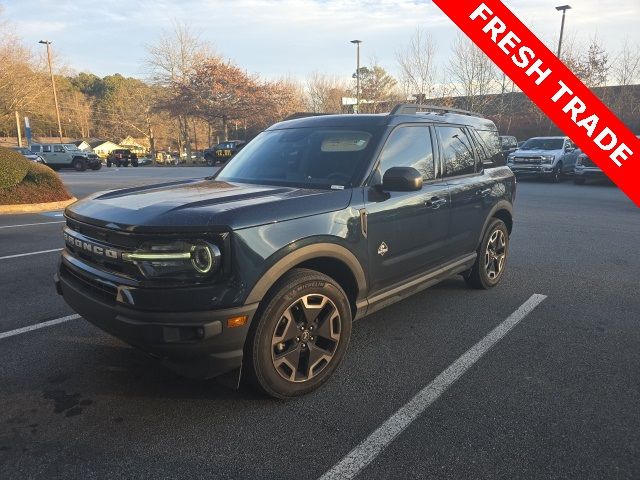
xmin=350 ymin=40 xmax=362 ymax=114
xmin=555 ymin=5 xmax=571 ymax=60
xmin=38 ymin=40 xmax=63 ymax=142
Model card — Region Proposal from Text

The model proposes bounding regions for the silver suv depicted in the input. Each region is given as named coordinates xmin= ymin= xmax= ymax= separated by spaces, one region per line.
xmin=30 ymin=143 xmax=102 ymax=171
xmin=506 ymin=136 xmax=579 ymax=183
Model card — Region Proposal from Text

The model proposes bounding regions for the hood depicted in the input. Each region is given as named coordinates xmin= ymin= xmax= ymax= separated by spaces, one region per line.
xmin=65 ymin=179 xmax=353 ymax=233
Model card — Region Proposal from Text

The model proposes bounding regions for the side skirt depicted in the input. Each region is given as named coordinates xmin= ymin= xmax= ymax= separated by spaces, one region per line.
xmin=360 ymin=253 xmax=477 ymax=319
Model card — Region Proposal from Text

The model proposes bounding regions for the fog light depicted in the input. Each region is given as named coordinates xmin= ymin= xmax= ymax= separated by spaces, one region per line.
xmin=227 ymin=316 xmax=248 ymax=328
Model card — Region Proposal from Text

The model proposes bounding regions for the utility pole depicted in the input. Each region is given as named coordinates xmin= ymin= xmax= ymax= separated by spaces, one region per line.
xmin=351 ymin=40 xmax=362 ymax=114
xmin=555 ymin=5 xmax=572 ymax=59
xmin=39 ymin=40 xmax=63 ymax=143
xmin=15 ymin=111 xmax=23 ymax=147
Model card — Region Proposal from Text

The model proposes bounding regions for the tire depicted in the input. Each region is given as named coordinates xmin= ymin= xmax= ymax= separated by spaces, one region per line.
xmin=464 ymin=218 xmax=509 ymax=290
xmin=574 ymin=177 xmax=586 ymax=185
xmin=131 ymin=159 xmax=139 ymax=167
xmin=91 ymin=163 xmax=102 ymax=171
xmin=550 ymin=162 xmax=562 ymax=183
xmin=106 ymin=160 xmax=112 ymax=168
xmin=72 ymin=158 xmax=87 ymax=172
xmin=245 ymin=268 xmax=352 ymax=399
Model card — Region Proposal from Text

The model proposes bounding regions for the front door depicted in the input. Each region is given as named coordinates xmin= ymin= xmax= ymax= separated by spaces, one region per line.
xmin=365 ymin=125 xmax=450 ymax=295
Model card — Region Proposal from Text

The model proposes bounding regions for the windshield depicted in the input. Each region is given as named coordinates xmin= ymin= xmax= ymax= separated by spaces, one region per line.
xmin=216 ymin=128 xmax=377 ymax=189
xmin=520 ymin=138 xmax=564 ymax=150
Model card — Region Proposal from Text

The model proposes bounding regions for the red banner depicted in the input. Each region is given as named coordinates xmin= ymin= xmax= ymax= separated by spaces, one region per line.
xmin=432 ymin=0 xmax=640 ymax=207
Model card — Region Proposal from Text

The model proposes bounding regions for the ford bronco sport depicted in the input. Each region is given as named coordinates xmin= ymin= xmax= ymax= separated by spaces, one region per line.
xmin=55 ymin=104 xmax=516 ymax=398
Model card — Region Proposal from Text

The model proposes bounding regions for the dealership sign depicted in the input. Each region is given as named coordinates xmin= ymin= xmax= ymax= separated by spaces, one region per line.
xmin=432 ymin=0 xmax=640 ymax=207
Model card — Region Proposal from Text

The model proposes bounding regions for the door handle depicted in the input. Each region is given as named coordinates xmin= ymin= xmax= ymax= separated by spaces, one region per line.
xmin=476 ymin=188 xmax=492 ymax=197
xmin=426 ymin=196 xmax=447 ymax=208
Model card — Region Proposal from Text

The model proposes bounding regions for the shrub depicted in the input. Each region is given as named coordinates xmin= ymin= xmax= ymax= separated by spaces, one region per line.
xmin=0 ymin=156 xmax=72 ymax=205
xmin=0 ymin=146 xmax=30 ymax=189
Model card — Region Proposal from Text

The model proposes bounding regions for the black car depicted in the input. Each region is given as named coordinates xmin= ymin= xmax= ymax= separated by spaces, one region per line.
xmin=107 ymin=149 xmax=138 ymax=167
xmin=54 ymin=104 xmax=515 ymax=398
xmin=204 ymin=140 xmax=246 ymax=165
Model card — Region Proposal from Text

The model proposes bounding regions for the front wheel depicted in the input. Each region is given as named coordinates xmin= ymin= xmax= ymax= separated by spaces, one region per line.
xmin=72 ymin=158 xmax=86 ymax=172
xmin=245 ymin=269 xmax=352 ymax=399
xmin=91 ymin=163 xmax=102 ymax=171
xmin=465 ymin=218 xmax=509 ymax=289
xmin=551 ymin=162 xmax=562 ymax=183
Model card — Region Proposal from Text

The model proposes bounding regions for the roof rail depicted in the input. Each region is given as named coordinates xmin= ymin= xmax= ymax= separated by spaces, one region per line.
xmin=283 ymin=112 xmax=331 ymax=121
xmin=390 ymin=103 xmax=483 ymax=118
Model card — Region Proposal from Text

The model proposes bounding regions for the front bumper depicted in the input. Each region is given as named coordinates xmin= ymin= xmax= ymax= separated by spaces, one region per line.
xmin=574 ymin=167 xmax=605 ymax=178
xmin=508 ymin=164 xmax=556 ymax=176
xmin=55 ymin=261 xmax=258 ymax=379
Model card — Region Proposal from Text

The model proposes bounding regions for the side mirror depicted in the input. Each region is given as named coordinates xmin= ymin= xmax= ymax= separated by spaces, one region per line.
xmin=381 ymin=167 xmax=423 ymax=192
xmin=565 ymin=146 xmax=574 ymax=153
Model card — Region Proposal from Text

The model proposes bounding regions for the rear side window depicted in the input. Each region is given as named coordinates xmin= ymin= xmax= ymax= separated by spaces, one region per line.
xmin=42 ymin=145 xmax=52 ymax=153
xmin=30 ymin=145 xmax=41 ymax=153
xmin=477 ymin=130 xmax=503 ymax=166
xmin=437 ymin=126 xmax=475 ymax=177
xmin=377 ymin=126 xmax=435 ymax=181
xmin=54 ymin=145 xmax=65 ymax=152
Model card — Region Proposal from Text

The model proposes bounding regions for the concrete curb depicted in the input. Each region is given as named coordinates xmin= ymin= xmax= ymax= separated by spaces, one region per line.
xmin=0 ymin=197 xmax=77 ymax=215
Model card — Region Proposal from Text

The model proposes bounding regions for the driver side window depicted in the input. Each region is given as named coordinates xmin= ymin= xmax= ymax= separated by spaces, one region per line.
xmin=377 ymin=126 xmax=435 ymax=181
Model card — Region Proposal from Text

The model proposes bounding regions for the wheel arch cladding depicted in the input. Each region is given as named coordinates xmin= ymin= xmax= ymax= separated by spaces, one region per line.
xmin=244 ymin=243 xmax=366 ymax=317
xmin=477 ymin=201 xmax=513 ymax=246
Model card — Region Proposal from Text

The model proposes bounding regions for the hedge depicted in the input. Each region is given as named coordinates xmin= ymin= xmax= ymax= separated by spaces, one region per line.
xmin=0 ymin=146 xmax=30 ymax=189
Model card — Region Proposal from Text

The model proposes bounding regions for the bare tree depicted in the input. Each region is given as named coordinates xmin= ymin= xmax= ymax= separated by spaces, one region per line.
xmin=396 ymin=27 xmax=437 ymax=103
xmin=610 ymin=38 xmax=640 ymax=128
xmin=305 ymin=72 xmax=349 ymax=113
xmin=447 ymin=34 xmax=498 ymax=113
xmin=146 ymin=22 xmax=213 ymax=158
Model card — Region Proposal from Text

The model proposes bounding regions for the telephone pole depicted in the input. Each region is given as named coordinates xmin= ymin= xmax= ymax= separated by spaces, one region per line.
xmin=39 ymin=40 xmax=64 ymax=142
xmin=350 ymin=40 xmax=362 ymax=114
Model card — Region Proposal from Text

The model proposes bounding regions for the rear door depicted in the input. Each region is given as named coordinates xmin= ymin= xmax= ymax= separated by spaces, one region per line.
xmin=437 ymin=125 xmax=494 ymax=257
xmin=365 ymin=124 xmax=451 ymax=294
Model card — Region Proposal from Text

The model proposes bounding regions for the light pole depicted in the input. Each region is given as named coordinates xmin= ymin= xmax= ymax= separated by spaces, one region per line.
xmin=350 ymin=40 xmax=362 ymax=114
xmin=39 ymin=40 xmax=63 ymax=142
xmin=555 ymin=5 xmax=571 ymax=59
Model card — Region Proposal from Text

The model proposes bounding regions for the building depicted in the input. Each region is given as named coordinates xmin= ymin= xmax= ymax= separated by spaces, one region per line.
xmin=119 ymin=136 xmax=149 ymax=156
xmin=88 ymin=140 xmax=122 ymax=158
xmin=73 ymin=140 xmax=92 ymax=151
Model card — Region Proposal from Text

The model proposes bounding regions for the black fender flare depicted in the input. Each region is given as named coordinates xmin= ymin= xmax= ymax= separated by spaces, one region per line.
xmin=244 ymin=243 xmax=367 ymax=306
xmin=477 ymin=200 xmax=513 ymax=246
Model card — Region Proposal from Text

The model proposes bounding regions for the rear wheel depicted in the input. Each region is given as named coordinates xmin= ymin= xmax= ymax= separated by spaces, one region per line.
xmin=106 ymin=160 xmax=112 ymax=167
xmin=72 ymin=158 xmax=86 ymax=172
xmin=465 ymin=218 xmax=509 ymax=289
xmin=131 ymin=159 xmax=139 ymax=167
xmin=245 ymin=268 xmax=352 ymax=398
xmin=91 ymin=163 xmax=102 ymax=171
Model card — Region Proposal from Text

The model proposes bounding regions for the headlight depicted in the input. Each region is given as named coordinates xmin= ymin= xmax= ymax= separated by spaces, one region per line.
xmin=541 ymin=155 xmax=555 ymax=164
xmin=576 ymin=154 xmax=586 ymax=166
xmin=123 ymin=240 xmax=221 ymax=279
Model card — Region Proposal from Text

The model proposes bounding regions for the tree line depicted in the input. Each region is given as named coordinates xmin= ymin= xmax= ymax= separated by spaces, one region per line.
xmin=1 ymin=8 xmax=639 ymax=155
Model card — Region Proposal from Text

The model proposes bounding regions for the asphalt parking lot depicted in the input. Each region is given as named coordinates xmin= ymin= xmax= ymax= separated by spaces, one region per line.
xmin=1 ymin=168 xmax=639 ymax=479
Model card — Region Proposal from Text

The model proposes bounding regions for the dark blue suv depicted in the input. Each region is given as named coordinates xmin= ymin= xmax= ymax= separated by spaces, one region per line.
xmin=55 ymin=104 xmax=516 ymax=398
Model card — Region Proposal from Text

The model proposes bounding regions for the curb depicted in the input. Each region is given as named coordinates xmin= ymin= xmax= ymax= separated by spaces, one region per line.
xmin=0 ymin=197 xmax=77 ymax=215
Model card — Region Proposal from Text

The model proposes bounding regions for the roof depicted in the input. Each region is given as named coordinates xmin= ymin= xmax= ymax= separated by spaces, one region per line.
xmin=270 ymin=106 xmax=497 ymax=132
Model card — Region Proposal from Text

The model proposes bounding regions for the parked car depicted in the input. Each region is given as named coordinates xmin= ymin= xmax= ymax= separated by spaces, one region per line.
xmin=12 ymin=146 xmax=45 ymax=164
xmin=107 ymin=149 xmax=138 ymax=167
xmin=574 ymin=135 xmax=639 ymax=185
xmin=506 ymin=136 xmax=579 ymax=182
xmin=30 ymin=143 xmax=102 ymax=171
xmin=499 ymin=135 xmax=518 ymax=159
xmin=137 ymin=157 xmax=153 ymax=166
xmin=204 ymin=140 xmax=246 ymax=165
xmin=55 ymin=104 xmax=515 ymax=398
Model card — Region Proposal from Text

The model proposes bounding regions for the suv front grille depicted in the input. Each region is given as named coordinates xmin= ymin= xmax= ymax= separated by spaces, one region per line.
xmin=582 ymin=156 xmax=597 ymax=168
xmin=513 ymin=157 xmax=543 ymax=164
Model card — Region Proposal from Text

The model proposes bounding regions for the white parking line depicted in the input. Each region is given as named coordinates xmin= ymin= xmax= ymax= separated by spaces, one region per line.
xmin=319 ymin=293 xmax=547 ymax=480
xmin=0 ymin=248 xmax=62 ymax=260
xmin=0 ymin=221 xmax=65 ymax=229
xmin=0 ymin=314 xmax=80 ymax=340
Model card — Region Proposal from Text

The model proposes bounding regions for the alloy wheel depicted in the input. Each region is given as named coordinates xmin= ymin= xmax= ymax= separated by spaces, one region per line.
xmin=271 ymin=294 xmax=341 ymax=383
xmin=484 ymin=229 xmax=507 ymax=280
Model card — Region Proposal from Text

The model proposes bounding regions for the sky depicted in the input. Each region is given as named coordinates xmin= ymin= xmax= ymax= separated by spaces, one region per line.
xmin=3 ymin=0 xmax=639 ymax=82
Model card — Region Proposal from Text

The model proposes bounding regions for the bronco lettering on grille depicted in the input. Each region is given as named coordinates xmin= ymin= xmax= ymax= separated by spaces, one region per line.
xmin=63 ymin=231 xmax=121 ymax=260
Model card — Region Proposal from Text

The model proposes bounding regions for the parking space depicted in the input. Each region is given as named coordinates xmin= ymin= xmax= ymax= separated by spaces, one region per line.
xmin=0 ymin=170 xmax=638 ymax=479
